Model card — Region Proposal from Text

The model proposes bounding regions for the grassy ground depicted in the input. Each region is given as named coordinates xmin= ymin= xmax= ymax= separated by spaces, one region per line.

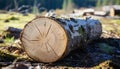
xmin=0 ymin=12 xmax=35 ymax=30
xmin=101 ymin=18 xmax=120 ymax=33
xmin=0 ymin=12 xmax=35 ymax=47
xmin=0 ymin=12 xmax=120 ymax=69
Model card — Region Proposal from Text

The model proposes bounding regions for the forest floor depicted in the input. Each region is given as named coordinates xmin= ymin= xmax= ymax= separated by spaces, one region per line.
xmin=0 ymin=12 xmax=120 ymax=69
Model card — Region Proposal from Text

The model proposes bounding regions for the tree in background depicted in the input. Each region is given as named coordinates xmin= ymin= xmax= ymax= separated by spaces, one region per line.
xmin=13 ymin=0 xmax=18 ymax=11
xmin=115 ymin=0 xmax=120 ymax=5
xmin=62 ymin=0 xmax=74 ymax=12
xmin=32 ymin=0 xmax=39 ymax=14
xmin=96 ymin=0 xmax=101 ymax=7
xmin=102 ymin=0 xmax=108 ymax=6
xmin=98 ymin=0 xmax=120 ymax=6
xmin=62 ymin=0 xmax=67 ymax=10
xmin=108 ymin=0 xmax=113 ymax=5
xmin=67 ymin=0 xmax=74 ymax=10
xmin=0 ymin=0 xmax=120 ymax=11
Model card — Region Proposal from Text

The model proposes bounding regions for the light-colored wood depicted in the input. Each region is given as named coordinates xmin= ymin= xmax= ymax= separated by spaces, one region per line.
xmin=20 ymin=16 xmax=102 ymax=63
xmin=110 ymin=8 xmax=115 ymax=17
xmin=20 ymin=17 xmax=68 ymax=62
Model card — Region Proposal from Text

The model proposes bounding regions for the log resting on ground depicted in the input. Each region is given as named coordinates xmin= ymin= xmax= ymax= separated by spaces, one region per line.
xmin=20 ymin=16 xmax=102 ymax=63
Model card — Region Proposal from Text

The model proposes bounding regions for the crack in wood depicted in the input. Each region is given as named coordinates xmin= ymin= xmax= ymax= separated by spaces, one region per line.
xmin=34 ymin=23 xmax=43 ymax=37
xmin=45 ymin=24 xmax=52 ymax=37
xmin=45 ymin=38 xmax=51 ymax=52
xmin=23 ymin=35 xmax=39 ymax=41
xmin=45 ymin=43 xmax=50 ymax=52
xmin=47 ymin=41 xmax=59 ymax=57
xmin=22 ymin=37 xmax=41 ymax=46
xmin=44 ymin=21 xmax=47 ymax=37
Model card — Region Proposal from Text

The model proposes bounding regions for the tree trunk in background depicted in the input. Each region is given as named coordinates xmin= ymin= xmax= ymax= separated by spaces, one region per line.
xmin=14 ymin=0 xmax=18 ymax=11
xmin=20 ymin=16 xmax=102 ymax=63
xmin=96 ymin=0 xmax=101 ymax=7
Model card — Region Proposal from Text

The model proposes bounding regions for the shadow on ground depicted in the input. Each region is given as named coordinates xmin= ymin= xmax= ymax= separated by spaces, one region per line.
xmin=0 ymin=38 xmax=120 ymax=69
xmin=50 ymin=38 xmax=120 ymax=68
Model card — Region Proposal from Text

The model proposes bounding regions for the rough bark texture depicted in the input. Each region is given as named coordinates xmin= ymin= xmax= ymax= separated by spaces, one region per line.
xmin=20 ymin=16 xmax=102 ymax=63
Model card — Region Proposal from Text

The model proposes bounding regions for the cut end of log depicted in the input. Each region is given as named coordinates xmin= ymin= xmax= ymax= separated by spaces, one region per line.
xmin=20 ymin=17 xmax=68 ymax=62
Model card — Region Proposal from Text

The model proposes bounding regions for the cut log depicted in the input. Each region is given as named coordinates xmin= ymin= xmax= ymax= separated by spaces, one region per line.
xmin=20 ymin=16 xmax=102 ymax=63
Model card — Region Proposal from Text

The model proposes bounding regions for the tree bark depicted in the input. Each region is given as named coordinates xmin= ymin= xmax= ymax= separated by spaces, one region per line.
xmin=20 ymin=16 xmax=102 ymax=63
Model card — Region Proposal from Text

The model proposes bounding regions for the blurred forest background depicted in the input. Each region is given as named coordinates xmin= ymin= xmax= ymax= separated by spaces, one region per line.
xmin=0 ymin=0 xmax=120 ymax=12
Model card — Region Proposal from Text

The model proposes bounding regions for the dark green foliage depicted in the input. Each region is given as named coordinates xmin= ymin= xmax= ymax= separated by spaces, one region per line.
xmin=96 ymin=0 xmax=102 ymax=7
xmin=9 ymin=17 xmax=19 ymax=20
xmin=96 ymin=0 xmax=120 ymax=7
xmin=0 ymin=0 xmax=120 ymax=11
xmin=115 ymin=0 xmax=120 ymax=5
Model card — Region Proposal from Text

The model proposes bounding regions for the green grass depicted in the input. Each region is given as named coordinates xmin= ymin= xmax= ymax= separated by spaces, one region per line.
xmin=0 ymin=12 xmax=35 ymax=30
xmin=116 ymin=20 xmax=120 ymax=24
xmin=0 ymin=12 xmax=35 ymax=36
xmin=0 ymin=12 xmax=120 ymax=32
xmin=100 ymin=18 xmax=120 ymax=33
xmin=0 ymin=12 xmax=36 ymax=46
xmin=4 ymin=36 xmax=14 ymax=45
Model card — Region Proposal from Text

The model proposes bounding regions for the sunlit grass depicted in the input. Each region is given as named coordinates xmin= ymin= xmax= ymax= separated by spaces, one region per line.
xmin=0 ymin=12 xmax=35 ymax=30
xmin=0 ymin=12 xmax=36 ymax=46
xmin=4 ymin=36 xmax=14 ymax=45
xmin=100 ymin=19 xmax=120 ymax=32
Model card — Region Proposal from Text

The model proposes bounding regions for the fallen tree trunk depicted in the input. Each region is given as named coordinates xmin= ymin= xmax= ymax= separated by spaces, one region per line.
xmin=20 ymin=16 xmax=102 ymax=63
